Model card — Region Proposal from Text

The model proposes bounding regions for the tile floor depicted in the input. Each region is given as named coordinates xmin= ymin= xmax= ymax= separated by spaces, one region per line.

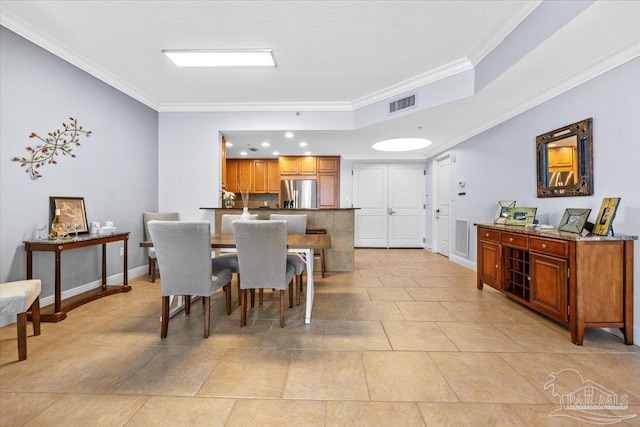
xmin=1 ymin=249 xmax=638 ymax=426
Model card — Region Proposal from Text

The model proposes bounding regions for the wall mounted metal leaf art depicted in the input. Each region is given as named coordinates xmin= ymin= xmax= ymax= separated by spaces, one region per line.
xmin=12 ymin=117 xmax=92 ymax=180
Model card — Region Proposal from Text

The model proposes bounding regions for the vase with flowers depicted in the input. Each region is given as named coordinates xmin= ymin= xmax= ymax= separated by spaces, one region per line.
xmin=239 ymin=182 xmax=251 ymax=219
xmin=222 ymin=189 xmax=236 ymax=208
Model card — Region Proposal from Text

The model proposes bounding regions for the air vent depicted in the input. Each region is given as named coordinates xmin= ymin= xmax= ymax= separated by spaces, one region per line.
xmin=454 ymin=218 xmax=470 ymax=258
xmin=248 ymin=147 xmax=258 ymax=152
xmin=389 ymin=94 xmax=416 ymax=114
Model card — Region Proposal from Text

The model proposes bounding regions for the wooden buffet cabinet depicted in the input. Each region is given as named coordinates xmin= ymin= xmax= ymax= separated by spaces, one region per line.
xmin=476 ymin=224 xmax=636 ymax=345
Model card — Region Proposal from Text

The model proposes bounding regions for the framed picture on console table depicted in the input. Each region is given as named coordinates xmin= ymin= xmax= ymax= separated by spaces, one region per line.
xmin=558 ymin=208 xmax=591 ymax=233
xmin=494 ymin=200 xmax=516 ymax=224
xmin=505 ymin=207 xmax=537 ymax=226
xmin=49 ymin=196 xmax=88 ymax=233
xmin=593 ymin=197 xmax=620 ymax=236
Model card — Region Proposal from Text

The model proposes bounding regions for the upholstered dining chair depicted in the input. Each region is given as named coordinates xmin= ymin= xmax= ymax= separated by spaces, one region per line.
xmin=143 ymin=212 xmax=180 ymax=282
xmin=270 ymin=214 xmax=307 ymax=305
xmin=147 ymin=221 xmax=232 ymax=338
xmin=212 ymin=213 xmax=258 ymax=305
xmin=0 ymin=279 xmax=41 ymax=360
xmin=232 ymin=220 xmax=295 ymax=328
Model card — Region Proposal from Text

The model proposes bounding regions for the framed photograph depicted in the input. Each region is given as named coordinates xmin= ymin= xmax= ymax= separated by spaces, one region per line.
xmin=558 ymin=208 xmax=591 ymax=233
xmin=592 ymin=197 xmax=621 ymax=236
xmin=494 ymin=200 xmax=516 ymax=224
xmin=49 ymin=196 xmax=88 ymax=233
xmin=505 ymin=207 xmax=537 ymax=226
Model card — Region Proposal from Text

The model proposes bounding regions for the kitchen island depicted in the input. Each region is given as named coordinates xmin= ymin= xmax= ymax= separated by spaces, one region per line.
xmin=202 ymin=207 xmax=355 ymax=272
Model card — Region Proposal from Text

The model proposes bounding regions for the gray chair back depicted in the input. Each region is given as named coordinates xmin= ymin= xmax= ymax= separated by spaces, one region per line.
xmin=269 ymin=214 xmax=307 ymax=234
xmin=220 ymin=214 xmax=258 ymax=234
xmin=233 ymin=220 xmax=292 ymax=290
xmin=148 ymin=221 xmax=223 ymax=297
xmin=143 ymin=212 xmax=180 ymax=241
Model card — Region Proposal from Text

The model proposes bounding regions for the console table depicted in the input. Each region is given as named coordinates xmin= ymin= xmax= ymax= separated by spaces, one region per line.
xmin=475 ymin=224 xmax=635 ymax=345
xmin=24 ymin=232 xmax=130 ymax=322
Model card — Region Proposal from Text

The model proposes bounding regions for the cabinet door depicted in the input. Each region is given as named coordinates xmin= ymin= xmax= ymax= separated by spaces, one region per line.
xmin=298 ymin=157 xmax=317 ymax=175
xmin=280 ymin=157 xmax=298 ymax=175
xmin=252 ymin=160 xmax=268 ymax=193
xmin=317 ymin=157 xmax=338 ymax=173
xmin=530 ymin=253 xmax=568 ymax=322
xmin=267 ymin=159 xmax=280 ymax=193
xmin=238 ymin=160 xmax=253 ymax=192
xmin=318 ymin=173 xmax=338 ymax=208
xmin=479 ymin=240 xmax=501 ymax=289
xmin=226 ymin=160 xmax=239 ymax=193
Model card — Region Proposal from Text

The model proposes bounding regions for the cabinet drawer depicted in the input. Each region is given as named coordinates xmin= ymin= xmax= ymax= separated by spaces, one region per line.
xmin=478 ymin=228 xmax=500 ymax=242
xmin=501 ymin=232 xmax=528 ymax=249
xmin=530 ymin=237 xmax=568 ymax=258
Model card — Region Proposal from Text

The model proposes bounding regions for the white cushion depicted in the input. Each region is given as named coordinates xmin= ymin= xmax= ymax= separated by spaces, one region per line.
xmin=0 ymin=279 xmax=41 ymax=315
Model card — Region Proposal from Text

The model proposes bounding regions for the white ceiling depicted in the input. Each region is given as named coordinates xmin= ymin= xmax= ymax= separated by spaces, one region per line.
xmin=2 ymin=1 xmax=639 ymax=159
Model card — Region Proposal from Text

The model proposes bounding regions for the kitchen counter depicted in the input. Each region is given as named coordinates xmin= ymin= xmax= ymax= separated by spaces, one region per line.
xmin=202 ymin=207 xmax=355 ymax=272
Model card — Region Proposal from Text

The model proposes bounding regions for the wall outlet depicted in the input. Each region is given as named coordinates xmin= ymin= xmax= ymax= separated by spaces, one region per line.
xmin=120 ymin=247 xmax=124 ymax=257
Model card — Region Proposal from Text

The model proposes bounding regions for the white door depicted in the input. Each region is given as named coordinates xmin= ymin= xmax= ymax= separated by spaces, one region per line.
xmin=353 ymin=164 xmax=388 ymax=247
xmin=436 ymin=156 xmax=451 ymax=256
xmin=354 ymin=163 xmax=424 ymax=247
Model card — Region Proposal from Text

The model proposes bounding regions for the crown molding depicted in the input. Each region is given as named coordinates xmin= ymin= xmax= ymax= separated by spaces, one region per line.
xmin=351 ymin=57 xmax=474 ymax=110
xmin=428 ymin=40 xmax=640 ymax=160
xmin=158 ymin=101 xmax=354 ymax=113
xmin=1 ymin=12 xmax=160 ymax=111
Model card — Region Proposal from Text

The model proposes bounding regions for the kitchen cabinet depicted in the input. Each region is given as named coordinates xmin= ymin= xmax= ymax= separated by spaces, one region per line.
xmin=317 ymin=156 xmax=339 ymax=173
xmin=476 ymin=224 xmax=635 ymax=345
xmin=267 ymin=159 xmax=280 ymax=193
xmin=318 ymin=173 xmax=338 ymax=208
xmin=548 ymin=147 xmax=574 ymax=172
xmin=280 ymin=156 xmax=316 ymax=175
xmin=227 ymin=159 xmax=279 ymax=194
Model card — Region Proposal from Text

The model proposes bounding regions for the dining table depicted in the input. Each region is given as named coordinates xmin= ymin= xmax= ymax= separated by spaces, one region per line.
xmin=140 ymin=233 xmax=331 ymax=324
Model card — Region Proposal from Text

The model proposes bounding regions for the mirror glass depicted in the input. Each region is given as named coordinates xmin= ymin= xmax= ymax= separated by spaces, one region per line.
xmin=536 ymin=118 xmax=593 ymax=197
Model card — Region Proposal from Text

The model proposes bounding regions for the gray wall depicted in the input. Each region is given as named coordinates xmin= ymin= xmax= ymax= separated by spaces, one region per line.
xmin=428 ymin=56 xmax=640 ymax=341
xmin=0 ymin=27 xmax=158 ymax=305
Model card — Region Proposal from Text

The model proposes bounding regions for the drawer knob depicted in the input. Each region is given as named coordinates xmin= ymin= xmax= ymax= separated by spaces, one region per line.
xmin=495 ymin=264 xmax=498 ymax=269
xmin=509 ymin=237 xmax=513 ymax=242
xmin=485 ymin=233 xmax=489 ymax=237
xmin=542 ymin=244 xmax=547 ymax=248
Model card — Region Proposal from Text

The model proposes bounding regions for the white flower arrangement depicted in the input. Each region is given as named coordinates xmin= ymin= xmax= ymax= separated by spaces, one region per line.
xmin=222 ymin=190 xmax=236 ymax=201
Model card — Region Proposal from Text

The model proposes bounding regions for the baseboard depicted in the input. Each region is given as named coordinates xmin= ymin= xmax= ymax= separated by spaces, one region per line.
xmin=0 ymin=265 xmax=148 ymax=328
xmin=448 ymin=253 xmax=476 ymax=271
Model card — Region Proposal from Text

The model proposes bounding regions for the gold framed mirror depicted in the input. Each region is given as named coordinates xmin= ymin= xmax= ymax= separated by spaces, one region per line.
xmin=536 ymin=118 xmax=593 ymax=198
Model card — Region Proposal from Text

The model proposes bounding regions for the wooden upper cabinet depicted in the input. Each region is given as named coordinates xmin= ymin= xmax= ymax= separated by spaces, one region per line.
xmin=252 ymin=160 xmax=268 ymax=193
xmin=267 ymin=159 xmax=280 ymax=193
xmin=279 ymin=157 xmax=299 ymax=175
xmin=317 ymin=157 xmax=339 ymax=173
xmin=226 ymin=159 xmax=239 ymax=193
xmin=226 ymin=159 xmax=252 ymax=193
xmin=298 ymin=157 xmax=316 ymax=175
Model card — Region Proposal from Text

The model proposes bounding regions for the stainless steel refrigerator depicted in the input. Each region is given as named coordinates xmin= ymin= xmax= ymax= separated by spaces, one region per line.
xmin=280 ymin=179 xmax=317 ymax=209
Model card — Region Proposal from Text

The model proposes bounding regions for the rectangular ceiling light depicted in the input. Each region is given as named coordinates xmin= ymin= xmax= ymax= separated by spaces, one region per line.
xmin=163 ymin=49 xmax=275 ymax=67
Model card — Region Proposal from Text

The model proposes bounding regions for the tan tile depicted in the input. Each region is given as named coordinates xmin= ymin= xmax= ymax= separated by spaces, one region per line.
xmin=262 ymin=317 xmax=328 ymax=349
xmin=367 ymin=287 xmax=414 ymax=301
xmin=417 ymin=402 xmax=526 ymax=426
xmin=411 ymin=276 xmax=457 ymax=288
xmin=430 ymin=352 xmax=549 ymax=403
xmin=351 ymin=301 xmax=406 ymax=321
xmin=379 ymin=276 xmax=420 ymax=288
xmin=116 ymin=346 xmax=227 ymax=396
xmin=326 ymin=321 xmax=391 ymax=350
xmin=382 ymin=321 xmax=458 ymax=351
xmin=436 ymin=322 xmax=525 ymax=352
xmin=362 ymin=351 xmax=457 ymax=402
xmin=23 ymin=394 xmax=147 ymax=426
xmin=405 ymin=287 xmax=458 ymax=301
xmin=395 ymin=302 xmax=457 ymax=321
xmin=226 ymin=399 xmax=325 ymax=427
xmin=441 ymin=301 xmax=518 ymax=322
xmin=0 ymin=392 xmax=64 ymax=427
xmin=326 ymin=401 xmax=426 ymax=426
xmin=283 ymin=350 xmax=368 ymax=400
xmin=126 ymin=396 xmax=235 ymax=426
xmin=509 ymin=403 xmax=624 ymax=426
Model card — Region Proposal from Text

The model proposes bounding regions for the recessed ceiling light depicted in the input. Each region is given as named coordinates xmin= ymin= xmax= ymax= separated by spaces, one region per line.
xmin=272 ymin=151 xmax=279 ymax=156
xmin=372 ymin=138 xmax=432 ymax=152
xmin=261 ymin=141 xmax=270 ymax=147
xmin=299 ymin=142 xmax=307 ymax=147
xmin=285 ymin=132 xmax=294 ymax=138
xmin=240 ymin=151 xmax=248 ymax=156
xmin=162 ymin=49 xmax=275 ymax=67
xmin=225 ymin=141 xmax=233 ymax=147
xmin=304 ymin=151 xmax=312 ymax=155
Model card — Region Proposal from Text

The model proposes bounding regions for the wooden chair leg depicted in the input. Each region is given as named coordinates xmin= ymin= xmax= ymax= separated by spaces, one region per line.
xmin=203 ymin=296 xmax=211 ymax=338
xmin=250 ymin=289 xmax=255 ymax=308
xmin=224 ymin=284 xmax=232 ymax=315
xmin=280 ymin=290 xmax=285 ymax=328
xmin=150 ymin=257 xmax=157 ymax=283
xmin=184 ymin=295 xmax=191 ymax=315
xmin=289 ymin=279 xmax=294 ymax=308
xmin=237 ymin=274 xmax=241 ymax=305
xmin=295 ymin=275 xmax=301 ymax=306
xmin=259 ymin=289 xmax=264 ymax=305
xmin=17 ymin=312 xmax=27 ymax=361
xmin=161 ymin=296 xmax=169 ymax=338
xmin=30 ymin=298 xmax=41 ymax=336
xmin=321 ymin=249 xmax=326 ymax=278
xmin=240 ymin=289 xmax=247 ymax=327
